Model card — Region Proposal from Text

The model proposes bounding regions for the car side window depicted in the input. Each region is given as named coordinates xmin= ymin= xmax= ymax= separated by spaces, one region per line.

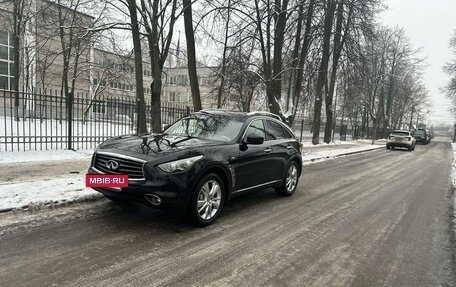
xmin=265 ymin=120 xmax=285 ymax=140
xmin=245 ymin=119 xmax=266 ymax=139
xmin=283 ymin=128 xmax=294 ymax=139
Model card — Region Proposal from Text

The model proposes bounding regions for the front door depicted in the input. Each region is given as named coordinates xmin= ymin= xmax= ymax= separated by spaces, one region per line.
xmin=234 ymin=119 xmax=274 ymax=192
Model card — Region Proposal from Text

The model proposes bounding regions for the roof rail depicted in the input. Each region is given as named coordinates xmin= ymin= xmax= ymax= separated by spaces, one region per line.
xmin=247 ymin=111 xmax=281 ymax=120
xmin=200 ymin=108 xmax=229 ymax=112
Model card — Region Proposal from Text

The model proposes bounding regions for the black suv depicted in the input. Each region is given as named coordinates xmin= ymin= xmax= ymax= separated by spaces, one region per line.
xmin=412 ymin=128 xmax=431 ymax=144
xmin=88 ymin=110 xmax=302 ymax=226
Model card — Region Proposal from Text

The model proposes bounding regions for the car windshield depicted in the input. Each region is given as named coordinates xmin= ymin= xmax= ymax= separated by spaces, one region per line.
xmin=164 ymin=114 xmax=244 ymax=142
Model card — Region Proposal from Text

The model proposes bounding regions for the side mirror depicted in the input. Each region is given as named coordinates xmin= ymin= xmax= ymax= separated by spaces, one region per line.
xmin=245 ymin=133 xmax=264 ymax=145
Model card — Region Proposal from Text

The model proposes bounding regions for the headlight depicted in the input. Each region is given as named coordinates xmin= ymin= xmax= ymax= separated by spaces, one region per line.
xmin=157 ymin=155 xmax=203 ymax=172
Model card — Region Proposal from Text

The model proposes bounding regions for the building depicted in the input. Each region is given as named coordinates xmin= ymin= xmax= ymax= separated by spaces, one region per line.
xmin=1 ymin=0 xmax=220 ymax=106
xmin=162 ymin=66 xmax=217 ymax=108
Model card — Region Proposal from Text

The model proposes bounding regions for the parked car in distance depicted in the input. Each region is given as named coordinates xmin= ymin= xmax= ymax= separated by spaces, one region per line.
xmin=386 ymin=130 xmax=416 ymax=151
xmin=412 ymin=128 xmax=431 ymax=144
xmin=87 ymin=109 xmax=302 ymax=226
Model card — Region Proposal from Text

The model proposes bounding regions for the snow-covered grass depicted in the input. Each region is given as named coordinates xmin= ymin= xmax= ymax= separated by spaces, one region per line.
xmin=0 ymin=149 xmax=93 ymax=163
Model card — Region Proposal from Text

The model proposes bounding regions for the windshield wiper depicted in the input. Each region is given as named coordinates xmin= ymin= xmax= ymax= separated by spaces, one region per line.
xmin=170 ymin=135 xmax=195 ymax=147
xmin=140 ymin=134 xmax=171 ymax=153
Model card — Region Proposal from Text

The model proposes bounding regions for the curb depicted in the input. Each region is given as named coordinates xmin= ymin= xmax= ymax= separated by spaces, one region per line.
xmin=0 ymin=193 xmax=103 ymax=214
xmin=302 ymin=145 xmax=385 ymax=163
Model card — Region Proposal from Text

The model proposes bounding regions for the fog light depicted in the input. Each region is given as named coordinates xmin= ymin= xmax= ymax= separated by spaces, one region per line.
xmin=145 ymin=194 xmax=162 ymax=206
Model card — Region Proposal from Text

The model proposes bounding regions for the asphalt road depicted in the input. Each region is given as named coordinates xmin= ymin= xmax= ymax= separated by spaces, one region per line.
xmin=0 ymin=140 xmax=455 ymax=286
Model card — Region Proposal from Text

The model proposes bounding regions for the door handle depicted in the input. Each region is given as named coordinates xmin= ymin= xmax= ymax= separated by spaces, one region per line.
xmin=264 ymin=148 xmax=272 ymax=153
xmin=287 ymin=146 xmax=293 ymax=149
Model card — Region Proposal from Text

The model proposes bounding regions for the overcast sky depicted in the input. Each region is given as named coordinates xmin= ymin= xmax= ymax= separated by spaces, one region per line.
xmin=379 ymin=0 xmax=456 ymax=126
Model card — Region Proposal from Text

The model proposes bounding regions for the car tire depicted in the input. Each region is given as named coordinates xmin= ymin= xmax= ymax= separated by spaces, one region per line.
xmin=276 ymin=161 xmax=300 ymax=196
xmin=188 ymin=173 xmax=225 ymax=227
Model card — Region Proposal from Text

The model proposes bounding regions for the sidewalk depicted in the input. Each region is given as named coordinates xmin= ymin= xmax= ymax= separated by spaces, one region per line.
xmin=0 ymin=140 xmax=386 ymax=212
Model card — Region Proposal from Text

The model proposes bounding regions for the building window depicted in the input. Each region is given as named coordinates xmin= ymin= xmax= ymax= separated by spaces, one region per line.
xmin=0 ymin=31 xmax=14 ymax=90
xmin=93 ymin=100 xmax=106 ymax=113
xmin=169 ymin=91 xmax=176 ymax=101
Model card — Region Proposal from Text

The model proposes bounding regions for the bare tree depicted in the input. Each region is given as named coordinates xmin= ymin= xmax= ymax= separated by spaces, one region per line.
xmin=183 ymin=0 xmax=202 ymax=111
xmin=250 ymin=0 xmax=293 ymax=119
xmin=140 ymin=0 xmax=178 ymax=133
xmin=287 ymin=0 xmax=315 ymax=126
xmin=125 ymin=0 xmax=147 ymax=133
xmin=311 ymin=0 xmax=336 ymax=145
xmin=443 ymin=31 xmax=456 ymax=113
xmin=215 ymin=0 xmax=231 ymax=109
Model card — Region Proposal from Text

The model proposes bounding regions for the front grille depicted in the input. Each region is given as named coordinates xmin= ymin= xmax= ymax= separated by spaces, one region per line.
xmin=94 ymin=153 xmax=145 ymax=180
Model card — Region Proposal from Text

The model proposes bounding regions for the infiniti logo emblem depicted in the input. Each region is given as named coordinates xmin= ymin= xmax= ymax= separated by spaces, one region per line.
xmin=106 ymin=160 xmax=120 ymax=171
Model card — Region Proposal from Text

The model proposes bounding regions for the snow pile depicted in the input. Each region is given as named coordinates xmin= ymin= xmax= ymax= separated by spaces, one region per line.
xmin=0 ymin=176 xmax=100 ymax=212
xmin=301 ymin=140 xmax=384 ymax=163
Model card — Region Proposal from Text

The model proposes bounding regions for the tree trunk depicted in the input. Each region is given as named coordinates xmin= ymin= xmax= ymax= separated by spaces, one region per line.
xmin=216 ymin=0 xmax=231 ymax=108
xmin=312 ymin=0 xmax=336 ymax=145
xmin=269 ymin=0 xmax=289 ymax=117
xmin=286 ymin=1 xmax=304 ymax=122
xmin=290 ymin=0 xmax=315 ymax=125
xmin=127 ymin=0 xmax=147 ymax=134
xmin=12 ymin=0 xmax=25 ymax=121
xmin=324 ymin=1 xmax=352 ymax=143
xmin=183 ymin=0 xmax=202 ymax=111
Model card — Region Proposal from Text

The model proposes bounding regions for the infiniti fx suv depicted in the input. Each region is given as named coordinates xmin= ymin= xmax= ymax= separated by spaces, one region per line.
xmin=88 ymin=110 xmax=302 ymax=226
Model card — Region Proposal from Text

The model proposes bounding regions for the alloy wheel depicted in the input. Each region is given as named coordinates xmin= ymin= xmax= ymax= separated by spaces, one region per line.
xmin=197 ymin=180 xmax=222 ymax=220
xmin=286 ymin=165 xmax=298 ymax=192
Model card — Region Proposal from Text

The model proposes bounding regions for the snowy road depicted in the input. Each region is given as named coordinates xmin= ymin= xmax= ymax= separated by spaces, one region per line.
xmin=0 ymin=141 xmax=455 ymax=286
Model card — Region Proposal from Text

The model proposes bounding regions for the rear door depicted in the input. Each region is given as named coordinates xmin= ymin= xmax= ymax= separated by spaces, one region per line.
xmin=264 ymin=119 xmax=297 ymax=181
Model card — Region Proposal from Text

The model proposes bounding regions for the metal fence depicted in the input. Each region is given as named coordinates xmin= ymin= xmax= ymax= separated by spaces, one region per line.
xmin=0 ymin=89 xmax=193 ymax=151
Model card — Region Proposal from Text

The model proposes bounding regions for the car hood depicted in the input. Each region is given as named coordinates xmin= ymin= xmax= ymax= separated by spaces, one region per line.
xmin=97 ymin=134 xmax=221 ymax=158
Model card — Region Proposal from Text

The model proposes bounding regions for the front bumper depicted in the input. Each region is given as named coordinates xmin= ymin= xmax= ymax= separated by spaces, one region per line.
xmin=87 ymin=167 xmax=192 ymax=211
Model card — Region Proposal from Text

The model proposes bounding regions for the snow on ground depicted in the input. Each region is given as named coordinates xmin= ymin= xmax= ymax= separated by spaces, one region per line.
xmin=301 ymin=140 xmax=385 ymax=163
xmin=0 ymin=141 xmax=385 ymax=212
xmin=0 ymin=149 xmax=93 ymax=163
xmin=0 ymin=177 xmax=100 ymax=212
